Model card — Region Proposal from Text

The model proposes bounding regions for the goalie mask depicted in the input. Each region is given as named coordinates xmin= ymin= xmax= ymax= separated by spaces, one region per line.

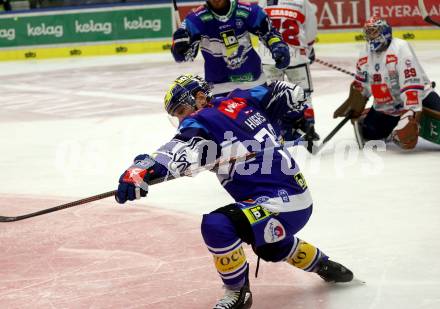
xmin=364 ymin=16 xmax=392 ymax=53
xmin=164 ymin=74 xmax=212 ymax=116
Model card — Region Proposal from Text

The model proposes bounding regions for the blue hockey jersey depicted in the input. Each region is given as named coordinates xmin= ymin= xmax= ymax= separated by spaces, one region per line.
xmin=172 ymin=1 xmax=283 ymax=89
xmin=150 ymin=82 xmax=312 ymax=213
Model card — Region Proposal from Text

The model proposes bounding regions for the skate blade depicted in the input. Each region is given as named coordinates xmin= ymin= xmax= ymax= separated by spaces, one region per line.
xmin=352 ymin=276 xmax=366 ymax=284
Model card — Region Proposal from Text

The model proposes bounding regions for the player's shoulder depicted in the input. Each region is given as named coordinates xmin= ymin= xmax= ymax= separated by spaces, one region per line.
xmin=356 ymin=46 xmax=369 ymax=68
xmin=186 ymin=4 xmax=214 ymax=23
xmin=236 ymin=0 xmax=258 ymax=18
xmin=386 ymin=38 xmax=414 ymax=60
xmin=389 ymin=37 xmax=412 ymax=51
xmin=179 ymin=116 xmax=209 ymax=132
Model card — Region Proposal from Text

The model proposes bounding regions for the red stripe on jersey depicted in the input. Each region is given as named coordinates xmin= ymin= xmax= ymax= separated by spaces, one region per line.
xmin=400 ymin=85 xmax=424 ymax=93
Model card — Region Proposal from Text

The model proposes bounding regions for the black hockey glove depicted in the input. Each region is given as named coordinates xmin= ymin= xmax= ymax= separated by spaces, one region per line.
xmin=270 ymin=41 xmax=290 ymax=70
xmin=172 ymin=28 xmax=191 ymax=61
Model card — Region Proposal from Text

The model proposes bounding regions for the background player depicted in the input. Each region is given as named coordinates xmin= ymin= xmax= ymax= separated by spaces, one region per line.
xmin=115 ymin=74 xmax=354 ymax=309
xmin=171 ymin=0 xmax=290 ymax=96
xmin=258 ymin=0 xmax=319 ymax=140
xmin=334 ymin=16 xmax=440 ymax=150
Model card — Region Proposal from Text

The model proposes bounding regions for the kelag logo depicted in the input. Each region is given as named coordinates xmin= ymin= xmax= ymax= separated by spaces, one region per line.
xmin=123 ymin=17 xmax=161 ymax=31
xmin=75 ymin=20 xmax=112 ymax=35
xmin=27 ymin=23 xmax=63 ymax=38
xmin=0 ymin=28 xmax=15 ymax=41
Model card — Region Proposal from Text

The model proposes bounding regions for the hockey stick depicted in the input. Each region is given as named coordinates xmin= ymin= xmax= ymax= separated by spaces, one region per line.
xmin=418 ymin=0 xmax=440 ymax=27
xmin=315 ymin=58 xmax=355 ymax=78
xmin=315 ymin=57 xmax=436 ymax=89
xmin=172 ymin=0 xmax=181 ymax=26
xmin=0 ymin=137 xmax=306 ymax=223
xmin=313 ymin=116 xmax=351 ymax=154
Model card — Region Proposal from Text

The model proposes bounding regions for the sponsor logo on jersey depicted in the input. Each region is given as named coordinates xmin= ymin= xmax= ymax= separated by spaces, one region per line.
xmin=375 ymin=63 xmax=380 ymax=71
xmin=229 ymin=73 xmax=253 ymax=82
xmin=386 ymin=54 xmax=398 ymax=64
xmin=371 ymin=83 xmax=393 ymax=104
xmin=277 ymin=189 xmax=290 ymax=203
xmin=249 ymin=206 xmax=268 ymax=221
xmin=255 ymin=196 xmax=270 ymax=204
xmin=265 ymin=8 xmax=305 ymax=23
xmin=405 ymin=59 xmax=412 ymax=67
xmin=294 ymin=172 xmax=307 ymax=190
xmin=243 ymin=205 xmax=271 ymax=224
xmin=405 ymin=90 xmax=419 ymax=105
xmin=220 ymin=29 xmax=238 ymax=48
xmin=218 ymin=98 xmax=247 ymax=119
xmin=357 ymin=56 xmax=368 ymax=67
xmin=264 ymin=218 xmax=286 ymax=243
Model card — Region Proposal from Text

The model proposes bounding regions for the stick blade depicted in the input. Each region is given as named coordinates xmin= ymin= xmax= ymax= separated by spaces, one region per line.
xmin=425 ymin=16 xmax=440 ymax=27
xmin=0 ymin=216 xmax=17 ymax=223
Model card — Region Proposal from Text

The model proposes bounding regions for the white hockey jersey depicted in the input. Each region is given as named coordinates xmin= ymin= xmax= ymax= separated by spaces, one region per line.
xmin=354 ymin=38 xmax=433 ymax=116
xmin=258 ymin=0 xmax=318 ymax=66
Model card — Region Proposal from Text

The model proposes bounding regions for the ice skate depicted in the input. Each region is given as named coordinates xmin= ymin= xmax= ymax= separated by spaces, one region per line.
xmin=213 ymin=275 xmax=252 ymax=309
xmin=316 ymin=258 xmax=354 ymax=283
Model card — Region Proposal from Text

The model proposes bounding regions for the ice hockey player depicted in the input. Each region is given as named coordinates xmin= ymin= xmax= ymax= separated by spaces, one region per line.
xmin=334 ymin=16 xmax=440 ymax=149
xmin=171 ymin=0 xmax=290 ymax=96
xmin=258 ymin=0 xmax=320 ymax=141
xmin=115 ymin=74 xmax=354 ymax=309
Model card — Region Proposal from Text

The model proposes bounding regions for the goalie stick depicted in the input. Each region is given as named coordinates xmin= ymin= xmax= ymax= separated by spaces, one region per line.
xmin=315 ymin=57 xmax=436 ymax=90
xmin=418 ymin=0 xmax=440 ymax=27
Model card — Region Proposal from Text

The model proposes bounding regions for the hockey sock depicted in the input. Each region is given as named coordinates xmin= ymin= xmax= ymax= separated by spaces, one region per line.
xmin=201 ymin=212 xmax=249 ymax=288
xmin=285 ymin=236 xmax=326 ymax=272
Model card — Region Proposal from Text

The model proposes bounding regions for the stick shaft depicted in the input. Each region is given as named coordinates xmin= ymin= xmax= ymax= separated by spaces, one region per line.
xmin=314 ymin=116 xmax=351 ymax=153
xmin=315 ymin=58 xmax=355 ymax=77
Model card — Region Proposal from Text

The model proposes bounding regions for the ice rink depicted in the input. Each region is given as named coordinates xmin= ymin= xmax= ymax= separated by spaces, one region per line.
xmin=0 ymin=41 xmax=439 ymax=308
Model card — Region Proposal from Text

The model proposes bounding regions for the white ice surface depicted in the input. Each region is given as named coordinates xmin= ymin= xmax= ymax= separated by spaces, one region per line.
xmin=0 ymin=41 xmax=439 ymax=308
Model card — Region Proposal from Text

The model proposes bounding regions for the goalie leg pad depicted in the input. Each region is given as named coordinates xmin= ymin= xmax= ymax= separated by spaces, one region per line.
xmin=422 ymin=91 xmax=440 ymax=112
xmin=420 ymin=107 xmax=440 ymax=145
xmin=392 ymin=110 xmax=419 ymax=150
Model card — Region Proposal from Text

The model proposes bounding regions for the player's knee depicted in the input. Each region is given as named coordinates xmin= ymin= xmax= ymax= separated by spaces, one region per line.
xmin=201 ymin=212 xmax=237 ymax=245
xmin=253 ymin=237 xmax=294 ymax=262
